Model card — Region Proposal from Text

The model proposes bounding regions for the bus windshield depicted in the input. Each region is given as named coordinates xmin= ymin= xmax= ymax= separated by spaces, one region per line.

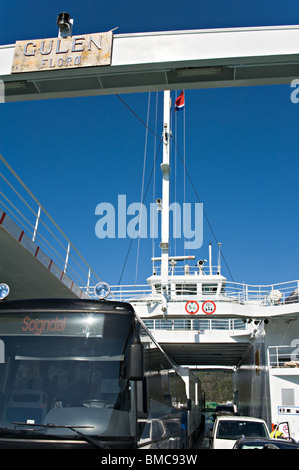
xmin=0 ymin=310 xmax=134 ymax=440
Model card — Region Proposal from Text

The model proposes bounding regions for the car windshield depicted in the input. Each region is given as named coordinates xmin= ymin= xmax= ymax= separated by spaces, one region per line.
xmin=240 ymin=441 xmax=299 ymax=449
xmin=0 ymin=312 xmax=134 ymax=439
xmin=216 ymin=420 xmax=268 ymax=440
xmin=241 ymin=444 xmax=266 ymax=449
xmin=216 ymin=405 xmax=234 ymax=413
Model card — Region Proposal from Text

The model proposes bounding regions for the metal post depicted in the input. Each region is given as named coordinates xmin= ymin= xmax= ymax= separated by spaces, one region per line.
xmin=86 ymin=268 xmax=91 ymax=295
xmin=64 ymin=242 xmax=70 ymax=273
xmin=32 ymin=205 xmax=41 ymax=242
xmin=160 ymin=90 xmax=171 ymax=288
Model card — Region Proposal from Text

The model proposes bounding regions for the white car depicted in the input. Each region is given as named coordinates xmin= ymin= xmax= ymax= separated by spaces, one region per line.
xmin=209 ymin=415 xmax=270 ymax=449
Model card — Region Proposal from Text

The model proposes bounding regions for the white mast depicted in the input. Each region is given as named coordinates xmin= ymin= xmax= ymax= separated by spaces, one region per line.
xmin=160 ymin=90 xmax=171 ymax=292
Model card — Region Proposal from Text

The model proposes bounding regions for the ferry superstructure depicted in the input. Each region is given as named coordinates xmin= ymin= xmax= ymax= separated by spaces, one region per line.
xmin=103 ymin=252 xmax=299 ymax=440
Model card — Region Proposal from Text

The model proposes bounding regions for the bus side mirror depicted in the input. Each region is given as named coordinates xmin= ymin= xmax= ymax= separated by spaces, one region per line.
xmin=180 ymin=398 xmax=191 ymax=411
xmin=127 ymin=329 xmax=144 ymax=381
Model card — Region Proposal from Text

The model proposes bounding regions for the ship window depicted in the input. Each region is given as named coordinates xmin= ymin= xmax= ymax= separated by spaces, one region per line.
xmin=175 ymin=284 xmax=197 ymax=296
xmin=153 ymin=284 xmax=171 ymax=295
xmin=143 ymin=320 xmax=154 ymax=330
xmin=202 ymin=284 xmax=218 ymax=295
xmin=154 ymin=284 xmax=161 ymax=294
xmin=155 ymin=320 xmax=173 ymax=330
xmin=193 ymin=319 xmax=210 ymax=330
xmin=282 ymin=388 xmax=295 ymax=406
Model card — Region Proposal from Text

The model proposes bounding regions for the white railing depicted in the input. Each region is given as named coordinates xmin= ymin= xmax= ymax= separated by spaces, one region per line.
xmin=153 ymin=264 xmax=221 ymax=276
xmin=0 ymin=154 xmax=102 ymax=292
xmin=224 ymin=280 xmax=299 ymax=305
xmin=85 ymin=279 xmax=299 ymax=306
xmin=85 ymin=284 xmax=153 ymax=300
xmin=268 ymin=345 xmax=299 ymax=368
xmin=151 ymin=265 xmax=299 ymax=305
xmin=142 ymin=318 xmax=247 ymax=332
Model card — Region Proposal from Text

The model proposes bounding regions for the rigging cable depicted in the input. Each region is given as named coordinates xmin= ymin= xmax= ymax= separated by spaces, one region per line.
xmin=152 ymin=92 xmax=159 ymax=272
xmin=171 ymin=135 xmax=235 ymax=284
xmin=174 ymin=92 xmax=177 ymax=256
xmin=115 ymin=94 xmax=160 ymax=140
xmin=135 ymin=93 xmax=151 ymax=284
xmin=117 ymin=139 xmax=162 ymax=286
xmin=183 ymin=93 xmax=186 ymax=258
xmin=115 ymin=92 xmax=235 ymax=284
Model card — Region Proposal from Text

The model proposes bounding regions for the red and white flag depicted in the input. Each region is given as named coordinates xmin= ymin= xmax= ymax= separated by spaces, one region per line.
xmin=175 ymin=91 xmax=185 ymax=112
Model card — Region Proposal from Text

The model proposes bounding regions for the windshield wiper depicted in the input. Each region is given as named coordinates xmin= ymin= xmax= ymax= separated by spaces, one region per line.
xmin=11 ymin=422 xmax=110 ymax=449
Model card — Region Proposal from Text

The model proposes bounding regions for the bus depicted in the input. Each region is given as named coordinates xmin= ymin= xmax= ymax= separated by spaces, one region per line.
xmin=0 ymin=297 xmax=199 ymax=449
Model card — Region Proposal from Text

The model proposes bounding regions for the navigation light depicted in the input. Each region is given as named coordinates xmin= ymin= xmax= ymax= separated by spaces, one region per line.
xmin=57 ymin=12 xmax=71 ymax=30
xmin=94 ymin=282 xmax=110 ymax=299
xmin=0 ymin=283 xmax=10 ymax=300
xmin=57 ymin=12 xmax=73 ymax=37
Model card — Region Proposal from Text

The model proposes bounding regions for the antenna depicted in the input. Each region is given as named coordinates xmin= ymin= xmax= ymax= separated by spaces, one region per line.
xmin=217 ymin=242 xmax=222 ymax=274
xmin=209 ymin=242 xmax=212 ymax=275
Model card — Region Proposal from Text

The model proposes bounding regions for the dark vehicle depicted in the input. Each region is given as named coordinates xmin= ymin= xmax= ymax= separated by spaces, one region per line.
xmin=0 ymin=298 xmax=195 ymax=449
xmin=233 ymin=436 xmax=299 ymax=449
xmin=212 ymin=403 xmax=237 ymax=422
xmin=215 ymin=404 xmax=235 ymax=415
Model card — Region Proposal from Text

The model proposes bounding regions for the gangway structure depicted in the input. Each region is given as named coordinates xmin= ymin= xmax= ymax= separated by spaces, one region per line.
xmin=0 ymin=154 xmax=101 ymax=299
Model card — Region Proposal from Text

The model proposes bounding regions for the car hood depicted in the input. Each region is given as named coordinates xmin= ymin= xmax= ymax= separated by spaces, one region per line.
xmin=213 ymin=438 xmax=236 ymax=449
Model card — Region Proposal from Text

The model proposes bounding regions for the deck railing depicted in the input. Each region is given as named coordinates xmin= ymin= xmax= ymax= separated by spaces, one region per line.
xmin=85 ymin=279 xmax=299 ymax=306
xmin=142 ymin=317 xmax=247 ymax=332
xmin=224 ymin=280 xmax=299 ymax=305
xmin=0 ymin=154 xmax=101 ymax=292
xmin=268 ymin=345 xmax=299 ymax=368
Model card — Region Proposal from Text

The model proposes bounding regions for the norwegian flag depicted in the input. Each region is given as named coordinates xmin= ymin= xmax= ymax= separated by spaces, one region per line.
xmin=175 ymin=91 xmax=185 ymax=112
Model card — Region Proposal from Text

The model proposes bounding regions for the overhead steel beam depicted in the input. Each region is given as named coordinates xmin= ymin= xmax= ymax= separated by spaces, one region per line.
xmin=1 ymin=25 xmax=299 ymax=101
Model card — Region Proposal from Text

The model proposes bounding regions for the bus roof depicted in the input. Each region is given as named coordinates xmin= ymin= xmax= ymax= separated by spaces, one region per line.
xmin=0 ymin=298 xmax=135 ymax=314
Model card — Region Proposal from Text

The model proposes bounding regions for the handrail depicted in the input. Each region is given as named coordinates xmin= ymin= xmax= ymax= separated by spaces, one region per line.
xmin=268 ymin=345 xmax=299 ymax=368
xmin=0 ymin=154 xmax=102 ymax=293
xmin=142 ymin=318 xmax=248 ymax=332
xmin=84 ymin=279 xmax=299 ymax=305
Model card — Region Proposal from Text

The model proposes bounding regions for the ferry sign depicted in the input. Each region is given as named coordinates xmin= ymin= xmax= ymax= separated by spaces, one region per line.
xmin=185 ymin=300 xmax=217 ymax=314
xmin=185 ymin=301 xmax=199 ymax=314
xmin=202 ymin=301 xmax=216 ymax=314
xmin=11 ymin=31 xmax=113 ymax=73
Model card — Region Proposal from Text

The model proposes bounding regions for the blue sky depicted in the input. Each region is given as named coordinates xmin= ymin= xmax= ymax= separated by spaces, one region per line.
xmin=1 ymin=0 xmax=299 ymax=289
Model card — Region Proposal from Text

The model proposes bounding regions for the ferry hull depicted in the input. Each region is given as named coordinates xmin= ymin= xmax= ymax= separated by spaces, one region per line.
xmin=234 ymin=315 xmax=299 ymax=441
